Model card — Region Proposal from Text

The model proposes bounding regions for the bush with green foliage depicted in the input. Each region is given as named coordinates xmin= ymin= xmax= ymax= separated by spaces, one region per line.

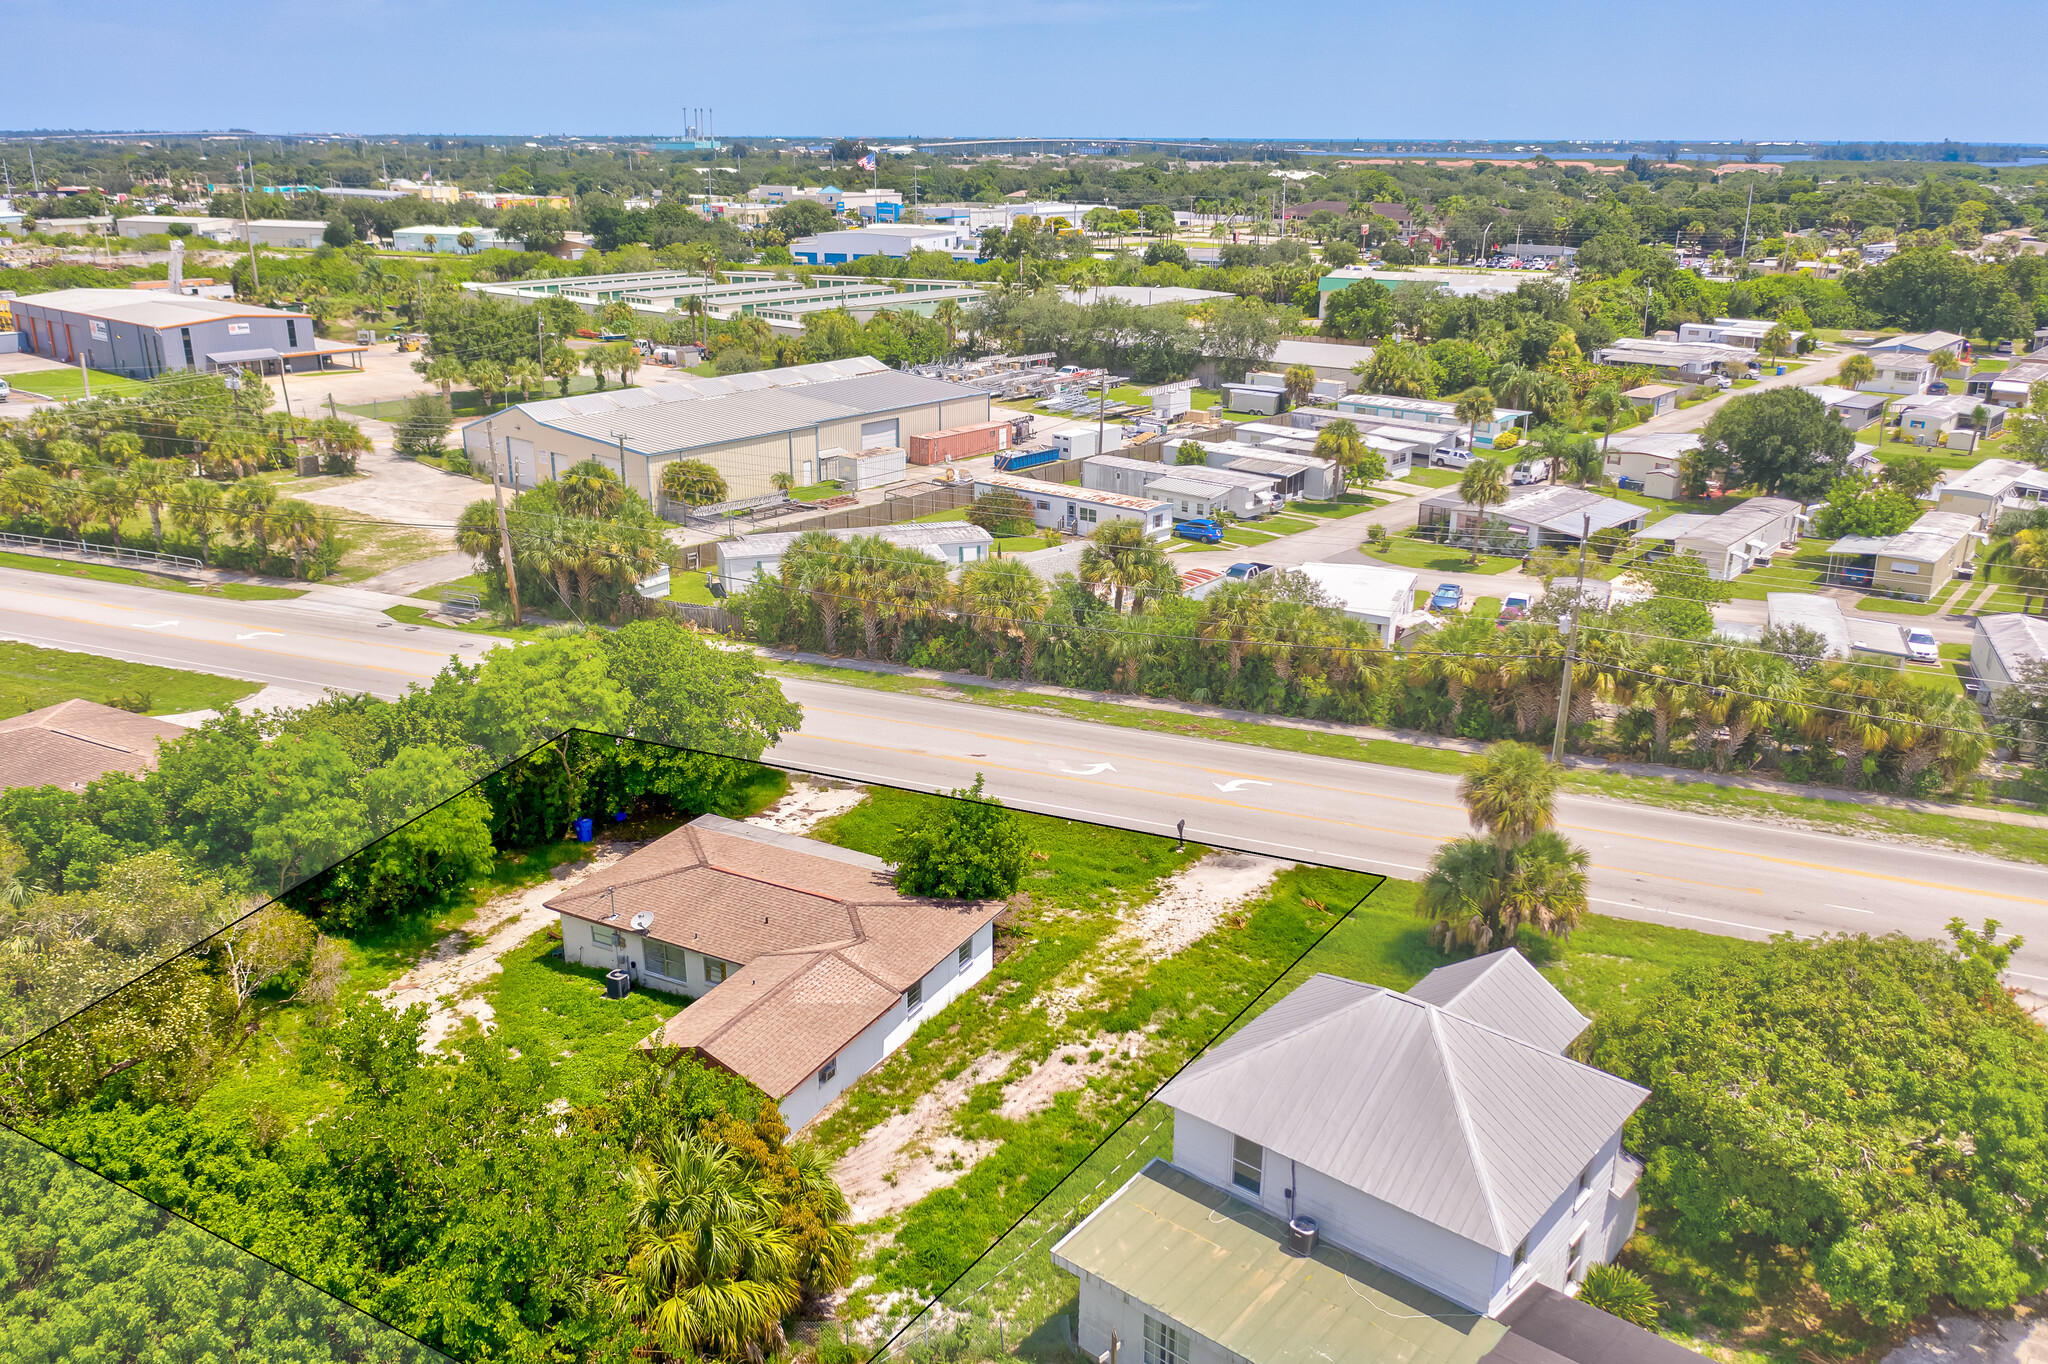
xmin=1578 ymin=1263 xmax=1661 ymax=1328
xmin=890 ymin=775 xmax=1029 ymax=900
xmin=1591 ymin=921 xmax=2048 ymax=1330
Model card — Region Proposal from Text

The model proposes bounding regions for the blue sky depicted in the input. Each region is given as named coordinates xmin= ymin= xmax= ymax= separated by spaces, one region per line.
xmin=10 ymin=0 xmax=2048 ymax=143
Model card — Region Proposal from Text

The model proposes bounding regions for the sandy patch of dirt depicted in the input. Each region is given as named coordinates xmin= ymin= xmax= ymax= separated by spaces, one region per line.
xmin=375 ymin=847 xmax=628 ymax=1051
xmin=993 ymin=1036 xmax=1142 ymax=1123
xmin=1879 ymin=1308 xmax=2048 ymax=1364
xmin=1119 ymin=852 xmax=1292 ymax=958
xmin=831 ymin=1053 xmax=1016 ymax=1224
xmin=748 ymin=778 xmax=868 ymax=836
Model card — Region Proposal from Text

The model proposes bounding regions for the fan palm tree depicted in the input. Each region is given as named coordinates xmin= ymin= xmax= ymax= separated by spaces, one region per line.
xmin=1617 ymin=639 xmax=1699 ymax=761
xmin=1458 ymin=740 xmax=1559 ymax=865
xmin=86 ymin=474 xmax=135 ymax=544
xmin=1927 ymin=347 xmax=1958 ymax=380
xmin=41 ymin=479 xmax=91 ymax=543
xmin=680 ymin=292 xmax=709 ymax=343
xmin=1801 ymin=662 xmax=1906 ymax=789
xmin=1585 ymin=381 xmax=1627 ymax=450
xmin=507 ymin=356 xmax=546 ymax=402
xmin=1694 ymin=644 xmax=1804 ymax=771
xmin=1837 ymin=353 xmax=1877 ymax=389
xmin=1985 ymin=528 xmax=2048 ymax=614
xmin=1493 ymin=830 xmax=1590 ymax=941
xmin=174 ymin=478 xmax=224 ymax=564
xmin=1419 ymin=837 xmax=1505 ymax=953
xmin=270 ymin=499 xmax=329 ymax=579
xmin=1890 ymin=687 xmax=1991 ymax=793
xmin=885 ymin=548 xmax=949 ymax=663
xmin=1200 ymin=582 xmax=1269 ymax=680
xmin=126 ymin=459 xmax=179 ymax=552
xmin=1079 ymin=519 xmax=1169 ymax=614
xmin=958 ymin=556 xmax=1047 ymax=678
xmin=606 ymin=1130 xmax=801 ymax=1362
xmin=1455 ymin=457 xmax=1510 ymax=561
xmin=224 ymin=480 xmax=278 ymax=560
xmin=783 ymin=530 xmax=851 ymax=654
xmin=1282 ymin=365 xmax=1318 ymax=409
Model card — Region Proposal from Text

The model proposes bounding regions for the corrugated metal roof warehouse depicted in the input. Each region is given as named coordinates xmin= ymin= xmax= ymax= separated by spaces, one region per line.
xmin=461 ymin=358 xmax=991 ymax=504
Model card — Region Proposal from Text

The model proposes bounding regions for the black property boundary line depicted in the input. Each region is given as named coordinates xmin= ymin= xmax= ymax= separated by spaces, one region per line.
xmin=866 ymin=877 xmax=1386 ymax=1364
xmin=1 ymin=726 xmax=1393 ymax=1362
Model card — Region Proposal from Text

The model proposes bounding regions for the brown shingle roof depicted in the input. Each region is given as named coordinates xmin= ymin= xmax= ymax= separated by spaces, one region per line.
xmin=0 ymin=699 xmax=184 ymax=791
xmin=559 ymin=819 xmax=1002 ymax=1099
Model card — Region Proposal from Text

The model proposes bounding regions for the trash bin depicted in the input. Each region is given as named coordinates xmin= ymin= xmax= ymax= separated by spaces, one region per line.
xmin=1775 ymin=365 xmax=1785 ymax=376
xmin=605 ymin=969 xmax=631 ymax=1000
xmin=574 ymin=817 xmax=594 ymax=842
xmin=612 ymin=811 xmax=628 ymax=823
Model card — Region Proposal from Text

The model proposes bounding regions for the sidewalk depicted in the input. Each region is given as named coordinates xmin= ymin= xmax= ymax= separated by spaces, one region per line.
xmin=763 ymin=647 xmax=2048 ymax=831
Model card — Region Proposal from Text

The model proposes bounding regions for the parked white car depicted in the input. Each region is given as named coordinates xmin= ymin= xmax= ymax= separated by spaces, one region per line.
xmin=1903 ymin=627 xmax=1939 ymax=663
xmin=0 ymin=377 xmax=10 ymax=403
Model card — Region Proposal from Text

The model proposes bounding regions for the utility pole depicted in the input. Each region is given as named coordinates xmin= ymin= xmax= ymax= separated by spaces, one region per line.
xmin=1737 ymin=180 xmax=1755 ymax=264
xmin=238 ymin=150 xmax=261 ymax=294
xmin=485 ymin=418 xmax=522 ymax=625
xmin=1549 ymin=512 xmax=1593 ymax=764
xmin=78 ymin=350 xmax=90 ymax=400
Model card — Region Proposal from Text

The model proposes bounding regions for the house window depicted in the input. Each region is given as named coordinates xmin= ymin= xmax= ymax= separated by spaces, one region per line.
xmin=819 ymin=1056 xmax=838 ymax=1086
xmin=645 ymin=939 xmax=684 ymax=981
xmin=905 ymin=979 xmax=923 ymax=1011
xmin=1512 ymin=1238 xmax=1529 ymax=1269
xmin=702 ymin=955 xmax=729 ymax=984
xmin=1036 ymin=499 xmax=1050 ymax=511
xmin=1143 ymin=1316 xmax=1187 ymax=1364
xmin=180 ymin=327 xmax=194 ymax=367
xmin=1080 ymin=507 xmax=1098 ymax=523
xmin=958 ymin=937 xmax=974 ymax=967
xmin=1231 ymin=1136 xmax=1262 ymax=1194
xmin=286 ymin=319 xmax=298 ymax=349
xmin=1889 ymin=561 xmax=1922 ymax=574
xmin=591 ymin=923 xmax=619 ymax=948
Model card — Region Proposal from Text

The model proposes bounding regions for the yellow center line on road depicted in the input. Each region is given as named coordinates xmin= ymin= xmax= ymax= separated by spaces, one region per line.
xmin=793 ymin=715 xmax=2048 ymax=908
xmin=0 ymin=586 xmax=464 ymax=664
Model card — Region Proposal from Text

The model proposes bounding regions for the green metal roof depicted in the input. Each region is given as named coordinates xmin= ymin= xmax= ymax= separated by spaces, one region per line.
xmin=1051 ymin=1161 xmax=1508 ymax=1364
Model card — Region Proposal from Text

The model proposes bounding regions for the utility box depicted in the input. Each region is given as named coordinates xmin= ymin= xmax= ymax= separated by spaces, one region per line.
xmin=819 ymin=445 xmax=908 ymax=490
xmin=1053 ymin=426 xmax=1125 ymax=460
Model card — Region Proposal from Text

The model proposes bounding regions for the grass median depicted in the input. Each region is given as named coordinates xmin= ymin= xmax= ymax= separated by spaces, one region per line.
xmin=0 ymin=639 xmax=261 ymax=720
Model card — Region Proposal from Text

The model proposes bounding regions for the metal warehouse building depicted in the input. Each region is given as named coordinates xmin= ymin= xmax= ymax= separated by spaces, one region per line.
xmin=460 ymin=356 xmax=991 ymax=505
xmin=9 ymin=288 xmax=367 ymax=378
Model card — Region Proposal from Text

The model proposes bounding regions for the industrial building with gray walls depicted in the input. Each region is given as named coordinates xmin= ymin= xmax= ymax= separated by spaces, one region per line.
xmin=8 ymin=286 xmax=366 ymax=378
xmin=458 ymin=356 xmax=991 ymax=505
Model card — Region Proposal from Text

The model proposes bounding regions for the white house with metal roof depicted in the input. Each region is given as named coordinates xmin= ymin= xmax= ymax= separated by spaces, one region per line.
xmin=1081 ymin=454 xmax=1282 ymax=519
xmin=1052 ymin=956 xmax=1651 ymax=1364
xmin=458 ymin=356 xmax=991 ymax=504
xmin=1296 ymin=563 xmax=1420 ymax=644
xmin=1935 ymin=458 xmax=2035 ymax=523
xmin=1633 ymin=496 xmax=1804 ymax=580
xmin=712 ymin=523 xmax=992 ymax=593
xmin=1972 ymin=614 xmax=2048 ymax=701
xmin=1336 ymin=392 xmax=1532 ymax=449
xmin=1419 ymin=486 xmax=1647 ymax=552
xmin=971 ymin=472 xmax=1171 ymax=539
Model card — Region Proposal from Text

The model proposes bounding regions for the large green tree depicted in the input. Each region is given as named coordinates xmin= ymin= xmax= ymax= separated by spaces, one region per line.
xmin=1696 ymin=387 xmax=1856 ymax=499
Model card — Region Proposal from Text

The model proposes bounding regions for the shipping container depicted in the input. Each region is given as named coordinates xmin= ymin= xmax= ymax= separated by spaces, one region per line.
xmin=1051 ymin=426 xmax=1125 ymax=460
xmin=994 ymin=447 xmax=1060 ymax=473
xmin=907 ymin=420 xmax=1014 ymax=465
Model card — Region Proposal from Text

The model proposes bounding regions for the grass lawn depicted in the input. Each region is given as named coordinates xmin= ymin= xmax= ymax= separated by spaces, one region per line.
xmin=789 ymin=482 xmax=847 ymax=503
xmin=1398 ymin=466 xmax=1464 ymax=488
xmin=6 ymin=368 xmax=155 ymax=402
xmin=1289 ymin=499 xmax=1375 ymax=518
xmin=1361 ymin=533 xmax=1521 ymax=575
xmin=668 ymin=569 xmax=715 ymax=605
xmin=912 ymin=506 xmax=973 ymax=524
xmin=993 ymin=536 xmax=1055 ymax=553
xmin=1252 ymin=515 xmax=1317 ymax=536
xmin=1217 ymin=524 xmax=1277 ymax=547
xmin=328 ymin=522 xmax=458 ymax=584
xmin=0 ymin=549 xmax=305 ymax=600
xmin=0 ymin=639 xmax=260 ymax=720
xmin=1855 ymin=594 xmax=1943 ymax=616
xmin=481 ymin=928 xmax=691 ymax=1104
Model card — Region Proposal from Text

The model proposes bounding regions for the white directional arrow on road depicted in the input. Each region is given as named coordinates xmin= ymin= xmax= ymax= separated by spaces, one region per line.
xmin=138 ymin=620 xmax=181 ymax=629
xmin=1053 ymin=762 xmax=1117 ymax=776
xmin=235 ymin=631 xmax=286 ymax=640
xmin=1213 ymin=779 xmax=1274 ymax=793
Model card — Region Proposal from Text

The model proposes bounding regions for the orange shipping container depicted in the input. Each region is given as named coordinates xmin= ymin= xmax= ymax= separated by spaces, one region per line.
xmin=906 ymin=420 xmax=1013 ymax=465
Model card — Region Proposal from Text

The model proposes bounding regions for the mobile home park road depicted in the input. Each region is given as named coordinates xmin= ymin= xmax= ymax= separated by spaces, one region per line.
xmin=5 ymin=564 xmax=2046 ymax=982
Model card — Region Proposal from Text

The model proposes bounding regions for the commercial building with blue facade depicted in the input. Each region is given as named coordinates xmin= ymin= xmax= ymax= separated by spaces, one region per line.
xmin=787 ymin=224 xmax=977 ymax=265
xmin=9 ymin=288 xmax=365 ymax=378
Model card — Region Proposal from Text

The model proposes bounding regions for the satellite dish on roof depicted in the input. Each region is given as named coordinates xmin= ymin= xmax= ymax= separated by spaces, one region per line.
xmin=630 ymin=911 xmax=654 ymax=932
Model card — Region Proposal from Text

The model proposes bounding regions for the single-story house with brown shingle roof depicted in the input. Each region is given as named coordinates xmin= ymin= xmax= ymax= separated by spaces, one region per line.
xmin=0 ymin=698 xmax=185 ymax=791
xmin=546 ymin=814 xmax=1001 ymax=1129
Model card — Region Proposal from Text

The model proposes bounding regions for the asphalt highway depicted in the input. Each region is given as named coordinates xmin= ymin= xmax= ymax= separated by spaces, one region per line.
xmin=7 ymin=564 xmax=2047 ymax=981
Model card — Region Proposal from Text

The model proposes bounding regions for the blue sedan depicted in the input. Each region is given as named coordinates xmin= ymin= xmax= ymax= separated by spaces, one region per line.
xmin=1430 ymin=582 xmax=1464 ymax=612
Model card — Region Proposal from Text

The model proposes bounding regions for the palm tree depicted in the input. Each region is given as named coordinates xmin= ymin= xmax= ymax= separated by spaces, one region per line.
xmin=1927 ymin=347 xmax=1958 ymax=380
xmin=544 ymin=345 xmax=581 ymax=397
xmin=1079 ymin=519 xmax=1169 ymax=613
xmin=507 ymin=357 xmax=546 ymax=402
xmin=1453 ymin=385 xmax=1496 ymax=455
xmin=1890 ymin=688 xmax=1991 ymax=793
xmin=224 ymin=480 xmax=278 ymax=561
xmin=1837 ymin=353 xmax=1877 ymax=389
xmin=42 ymin=479 xmax=92 ymax=543
xmin=420 ymin=355 xmax=466 ymax=398
xmin=176 ymin=415 xmax=218 ymax=476
xmin=1455 ymin=457 xmax=1510 ymax=561
xmin=466 ymin=359 xmax=507 ymax=412
xmin=1801 ymin=663 xmax=1905 ymax=790
xmin=1585 ymin=382 xmax=1626 ymax=451
xmin=1492 ymin=831 xmax=1590 ymax=942
xmin=885 ymin=548 xmax=949 ymax=662
xmin=934 ymin=297 xmax=961 ymax=352
xmin=1695 ymin=644 xmax=1804 ymax=772
xmin=1987 ymin=528 xmax=2048 ymax=614
xmin=1458 ymin=741 xmax=1559 ymax=871
xmin=126 ymin=459 xmax=179 ymax=552
xmin=680 ymin=293 xmax=709 ymax=343
xmin=783 ymin=531 xmax=850 ymax=654
xmin=957 ymin=556 xmax=1047 ymax=679
xmin=1617 ymin=639 xmax=1699 ymax=761
xmin=1419 ymin=836 xmax=1504 ymax=952
xmin=174 ymin=479 xmax=224 ymax=564
xmin=1282 ymin=365 xmax=1318 ymax=409
xmin=271 ymin=499 xmax=329 ymax=579
xmin=1200 ymin=582 xmax=1269 ymax=680
xmin=86 ymin=474 xmax=135 ymax=544
xmin=606 ymin=1130 xmax=801 ymax=1362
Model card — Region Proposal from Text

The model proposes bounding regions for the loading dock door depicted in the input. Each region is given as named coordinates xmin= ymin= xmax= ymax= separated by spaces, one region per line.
xmin=860 ymin=419 xmax=899 ymax=450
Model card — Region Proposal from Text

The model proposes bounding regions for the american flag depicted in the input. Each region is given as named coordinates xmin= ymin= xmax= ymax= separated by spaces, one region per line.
xmin=858 ymin=153 xmax=875 ymax=170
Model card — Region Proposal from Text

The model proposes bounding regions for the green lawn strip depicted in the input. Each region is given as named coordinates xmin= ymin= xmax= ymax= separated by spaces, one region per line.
xmin=1217 ymin=525 xmax=1276 ymax=547
xmin=1396 ymin=467 xmax=1463 ymax=489
xmin=1288 ymin=499 xmax=1375 ymax=518
xmin=7 ymin=369 xmax=154 ymax=401
xmin=1363 ymin=534 xmax=1521 ymax=575
xmin=1472 ymin=596 xmax=1503 ymax=620
xmin=767 ymin=661 xmax=2048 ymax=862
xmin=668 ymin=570 xmax=715 ymax=605
xmin=409 ymin=575 xmax=489 ymax=603
xmin=0 ymin=549 xmax=304 ymax=599
xmin=993 ymin=536 xmax=1055 ymax=553
xmin=1253 ymin=516 xmax=1317 ymax=536
xmin=913 ymin=506 xmax=973 ymax=523
xmin=0 ymin=638 xmax=260 ymax=720
xmin=483 ymin=927 xmax=690 ymax=1104
xmin=789 ymin=483 xmax=847 ymax=503
xmin=1855 ymin=594 xmax=1943 ymax=615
